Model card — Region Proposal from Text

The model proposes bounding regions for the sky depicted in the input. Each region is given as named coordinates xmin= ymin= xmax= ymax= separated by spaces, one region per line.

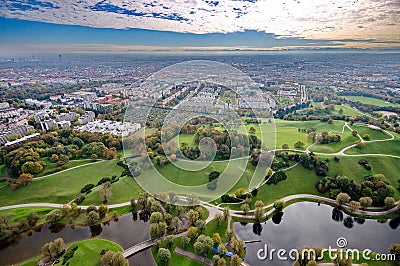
xmin=0 ymin=0 xmax=399 ymax=53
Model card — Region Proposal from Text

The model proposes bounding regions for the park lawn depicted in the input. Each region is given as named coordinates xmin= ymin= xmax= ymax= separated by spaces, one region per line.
xmin=345 ymin=139 xmax=400 ymax=157
xmin=309 ymin=127 xmax=358 ymax=153
xmin=331 ymin=104 xmax=365 ymax=116
xmin=64 ymin=239 xmax=124 ymax=266
xmin=176 ymin=133 xmax=198 ymax=148
xmin=155 ymin=160 xmax=229 ymax=186
xmin=318 ymin=155 xmax=400 ymax=199
xmin=203 ymin=219 xmax=228 ymax=242
xmin=36 ymin=158 xmax=96 ymax=177
xmin=18 ymin=255 xmax=42 ymax=266
xmin=0 ymin=207 xmax=55 ymax=223
xmin=343 ymin=96 xmax=400 ymax=107
xmin=275 ymin=127 xmax=312 ymax=150
xmin=252 ymin=164 xmax=325 ymax=207
xmin=83 ymin=175 xmax=144 ymax=205
xmin=151 ymin=239 xmax=204 ymax=266
xmin=0 ymin=160 xmax=124 ymax=207
xmin=351 ymin=124 xmax=393 ymax=141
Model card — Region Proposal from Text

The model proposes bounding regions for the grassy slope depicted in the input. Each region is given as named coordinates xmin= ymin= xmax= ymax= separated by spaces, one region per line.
xmin=65 ymin=239 xmax=124 ymax=266
xmin=343 ymin=96 xmax=400 ymax=107
xmin=0 ymin=160 xmax=124 ymax=206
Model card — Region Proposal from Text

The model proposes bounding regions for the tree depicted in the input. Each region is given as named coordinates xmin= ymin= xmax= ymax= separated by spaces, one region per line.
xmin=282 ymin=144 xmax=289 ymax=149
xmin=195 ymin=219 xmax=207 ymax=233
xmin=165 ymin=235 xmax=175 ymax=250
xmin=182 ymin=235 xmax=191 ymax=248
xmin=384 ymin=197 xmax=396 ymax=208
xmin=16 ymin=173 xmax=33 ymax=187
xmin=273 ymin=200 xmax=284 ymax=213
xmin=241 ymin=203 xmax=250 ymax=215
xmin=99 ymin=181 xmax=112 ymax=203
xmin=27 ymin=211 xmax=40 ymax=226
xmin=49 ymin=154 xmax=59 ymax=163
xmin=52 ymin=238 xmax=65 ymax=257
xmin=223 ymin=207 xmax=230 ymax=221
xmin=98 ymin=204 xmax=109 ymax=218
xmin=111 ymin=252 xmax=126 ymax=266
xmin=389 ymin=244 xmax=400 ymax=263
xmin=235 ymin=188 xmax=245 ymax=197
xmin=225 ymin=229 xmax=233 ymax=243
xmin=187 ymin=226 xmax=199 ymax=240
xmin=150 ymin=212 xmax=164 ymax=224
xmin=338 ymin=108 xmax=344 ymax=115
xmin=194 ymin=235 xmax=213 ymax=256
xmin=359 ymin=197 xmax=373 ymax=208
xmin=336 ymin=193 xmax=351 ymax=206
xmin=230 ymin=254 xmax=242 ymax=266
xmin=21 ymin=161 xmax=44 ymax=175
xmin=187 ymin=209 xmax=199 ymax=225
xmin=349 ymin=201 xmax=360 ymax=213
xmin=249 ymin=127 xmax=256 ymax=133
xmin=212 ymin=233 xmax=222 ymax=247
xmin=294 ymin=141 xmax=305 ymax=148
xmin=218 ymin=243 xmax=228 ymax=256
xmin=91 ymin=154 xmax=98 ymax=161
xmin=218 ymin=258 xmax=227 ymax=266
xmin=87 ymin=211 xmax=100 ymax=225
xmin=255 ymin=200 xmax=264 ymax=208
xmin=254 ymin=207 xmax=265 ymax=223
xmin=46 ymin=209 xmax=63 ymax=224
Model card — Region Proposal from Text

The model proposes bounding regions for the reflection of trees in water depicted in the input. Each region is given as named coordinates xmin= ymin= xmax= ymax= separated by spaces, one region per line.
xmin=354 ymin=217 xmax=365 ymax=225
xmin=389 ymin=216 xmax=400 ymax=230
xmin=49 ymin=223 xmax=65 ymax=234
xmin=343 ymin=216 xmax=354 ymax=228
xmin=253 ymin=223 xmax=263 ymax=235
xmin=272 ymin=212 xmax=283 ymax=225
xmin=240 ymin=222 xmax=247 ymax=226
xmin=139 ymin=211 xmax=150 ymax=222
xmin=332 ymin=207 xmax=343 ymax=222
xmin=90 ymin=224 xmax=103 ymax=237
xmin=132 ymin=212 xmax=138 ymax=221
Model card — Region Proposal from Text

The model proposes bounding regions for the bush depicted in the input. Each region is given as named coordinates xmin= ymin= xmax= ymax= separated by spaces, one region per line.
xmin=62 ymin=246 xmax=78 ymax=265
xmin=97 ymin=177 xmax=111 ymax=186
xmin=80 ymin=184 xmax=95 ymax=194
xmin=266 ymin=171 xmax=287 ymax=185
xmin=221 ymin=194 xmax=242 ymax=203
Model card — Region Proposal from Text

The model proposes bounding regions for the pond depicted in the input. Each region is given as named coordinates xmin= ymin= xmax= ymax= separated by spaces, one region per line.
xmin=234 ymin=202 xmax=400 ymax=266
xmin=0 ymin=212 xmax=156 ymax=266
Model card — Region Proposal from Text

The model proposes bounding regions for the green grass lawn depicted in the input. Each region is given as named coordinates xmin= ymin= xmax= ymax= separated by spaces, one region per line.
xmin=151 ymin=238 xmax=204 ymax=266
xmin=309 ymin=127 xmax=358 ymax=153
xmin=36 ymin=158 xmax=97 ymax=177
xmin=203 ymin=219 xmax=228 ymax=241
xmin=63 ymin=239 xmax=124 ymax=266
xmin=343 ymin=96 xmax=400 ymax=107
xmin=318 ymin=155 xmax=400 ymax=200
xmin=345 ymin=139 xmax=400 ymax=156
xmin=0 ymin=207 xmax=55 ymax=223
xmin=0 ymin=160 xmax=124 ymax=207
xmin=252 ymin=164 xmax=325 ymax=207
xmin=83 ymin=175 xmax=144 ymax=205
xmin=350 ymin=124 xmax=393 ymax=141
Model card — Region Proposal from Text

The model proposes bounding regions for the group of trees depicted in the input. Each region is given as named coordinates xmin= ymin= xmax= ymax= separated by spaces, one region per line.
xmin=0 ymin=211 xmax=39 ymax=241
xmin=316 ymin=174 xmax=396 ymax=206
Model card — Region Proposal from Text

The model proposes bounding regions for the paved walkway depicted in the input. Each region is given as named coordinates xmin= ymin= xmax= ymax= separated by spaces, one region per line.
xmin=174 ymin=247 xmax=213 ymax=266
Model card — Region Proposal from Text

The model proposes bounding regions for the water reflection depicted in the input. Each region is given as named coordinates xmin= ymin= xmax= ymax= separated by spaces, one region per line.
xmin=331 ymin=207 xmax=343 ymax=222
xmin=234 ymin=202 xmax=400 ymax=266
xmin=0 ymin=212 xmax=155 ymax=266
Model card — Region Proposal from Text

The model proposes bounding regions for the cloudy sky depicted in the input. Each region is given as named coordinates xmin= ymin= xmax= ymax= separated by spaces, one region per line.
xmin=0 ymin=0 xmax=399 ymax=53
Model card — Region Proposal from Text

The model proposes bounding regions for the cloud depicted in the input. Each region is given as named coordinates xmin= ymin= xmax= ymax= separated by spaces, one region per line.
xmin=0 ymin=0 xmax=399 ymax=43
